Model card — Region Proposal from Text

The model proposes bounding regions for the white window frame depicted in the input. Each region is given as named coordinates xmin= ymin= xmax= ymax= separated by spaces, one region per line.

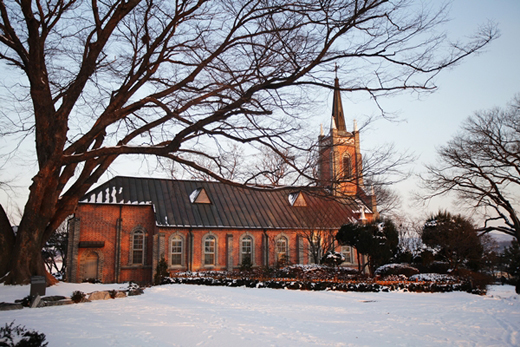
xmin=202 ymin=233 xmax=217 ymax=266
xmin=131 ymin=228 xmax=145 ymax=265
xmin=341 ymin=245 xmax=354 ymax=264
xmin=240 ymin=234 xmax=254 ymax=266
xmin=275 ymin=234 xmax=289 ymax=264
xmin=169 ymin=234 xmax=184 ymax=267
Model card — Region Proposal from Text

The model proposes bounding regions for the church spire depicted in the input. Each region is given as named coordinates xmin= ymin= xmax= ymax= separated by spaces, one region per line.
xmin=332 ymin=73 xmax=347 ymax=132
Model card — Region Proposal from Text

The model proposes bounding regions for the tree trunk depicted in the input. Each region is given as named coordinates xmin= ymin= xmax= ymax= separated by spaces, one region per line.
xmin=4 ymin=219 xmax=47 ymax=285
xmin=2 ymin=188 xmax=60 ymax=286
xmin=4 ymin=221 xmax=59 ymax=286
xmin=357 ymin=252 xmax=361 ymax=273
xmin=0 ymin=204 xmax=15 ymax=279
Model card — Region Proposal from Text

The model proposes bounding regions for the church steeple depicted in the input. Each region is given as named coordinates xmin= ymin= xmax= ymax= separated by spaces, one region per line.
xmin=332 ymin=76 xmax=347 ymax=133
xmin=318 ymin=73 xmax=362 ymax=197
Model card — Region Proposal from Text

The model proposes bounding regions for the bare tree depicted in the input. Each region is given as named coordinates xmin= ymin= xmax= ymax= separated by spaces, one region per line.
xmin=254 ymin=147 xmax=296 ymax=186
xmin=170 ymin=143 xmax=246 ymax=181
xmin=396 ymin=217 xmax=424 ymax=261
xmin=302 ymin=229 xmax=338 ymax=265
xmin=368 ymin=183 xmax=403 ymax=219
xmin=42 ymin=218 xmax=69 ymax=278
xmin=421 ymin=96 xmax=520 ymax=242
xmin=0 ymin=0 xmax=496 ymax=284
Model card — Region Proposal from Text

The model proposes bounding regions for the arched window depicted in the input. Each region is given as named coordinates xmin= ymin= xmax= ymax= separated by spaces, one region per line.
xmin=343 ymin=154 xmax=352 ymax=179
xmin=132 ymin=229 xmax=145 ymax=264
xmin=204 ymin=234 xmax=216 ymax=266
xmin=170 ymin=235 xmax=183 ymax=266
xmin=241 ymin=235 xmax=253 ymax=265
xmin=276 ymin=236 xmax=288 ymax=264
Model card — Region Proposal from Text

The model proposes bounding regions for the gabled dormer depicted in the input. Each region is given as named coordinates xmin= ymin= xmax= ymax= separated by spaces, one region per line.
xmin=190 ymin=188 xmax=211 ymax=204
xmin=288 ymin=191 xmax=307 ymax=207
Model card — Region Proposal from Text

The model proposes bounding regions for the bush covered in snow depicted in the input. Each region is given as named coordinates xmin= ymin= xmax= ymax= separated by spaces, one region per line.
xmin=321 ymin=252 xmax=345 ymax=267
xmin=375 ymin=263 xmax=419 ymax=278
xmin=410 ymin=273 xmax=456 ymax=282
xmin=164 ymin=275 xmax=486 ymax=295
xmin=167 ymin=264 xmax=487 ymax=295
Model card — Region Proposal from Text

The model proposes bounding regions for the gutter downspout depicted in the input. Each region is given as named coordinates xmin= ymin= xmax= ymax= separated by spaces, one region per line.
xmin=263 ymin=229 xmax=269 ymax=267
xmin=115 ymin=205 xmax=122 ymax=283
xmin=188 ymin=228 xmax=193 ymax=272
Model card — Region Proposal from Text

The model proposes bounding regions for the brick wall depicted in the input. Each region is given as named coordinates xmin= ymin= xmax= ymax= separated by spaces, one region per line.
xmin=158 ymin=227 xmax=362 ymax=274
xmin=71 ymin=204 xmax=367 ymax=283
xmin=71 ymin=203 xmax=156 ymax=284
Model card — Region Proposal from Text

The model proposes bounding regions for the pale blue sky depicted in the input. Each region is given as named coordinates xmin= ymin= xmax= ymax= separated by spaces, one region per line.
xmin=335 ymin=0 xmax=520 ymax=221
xmin=1 ymin=0 xmax=519 ymax=225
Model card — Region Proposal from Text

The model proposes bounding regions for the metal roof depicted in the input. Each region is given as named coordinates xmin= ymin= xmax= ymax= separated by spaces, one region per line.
xmin=80 ymin=176 xmax=369 ymax=230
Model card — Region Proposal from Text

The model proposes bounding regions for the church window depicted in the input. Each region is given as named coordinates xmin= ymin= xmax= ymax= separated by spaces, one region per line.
xmin=276 ymin=236 xmax=288 ymax=264
xmin=241 ymin=235 xmax=253 ymax=265
xmin=132 ymin=229 xmax=145 ymax=264
xmin=343 ymin=154 xmax=352 ymax=179
xmin=170 ymin=235 xmax=183 ymax=266
xmin=341 ymin=245 xmax=353 ymax=264
xmin=204 ymin=234 xmax=216 ymax=266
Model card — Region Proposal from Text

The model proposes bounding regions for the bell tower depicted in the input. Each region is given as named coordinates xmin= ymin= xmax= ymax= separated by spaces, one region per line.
xmin=318 ymin=76 xmax=363 ymax=197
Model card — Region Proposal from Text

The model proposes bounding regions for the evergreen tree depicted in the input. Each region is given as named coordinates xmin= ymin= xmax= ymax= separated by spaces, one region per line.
xmin=502 ymin=240 xmax=520 ymax=281
xmin=336 ymin=219 xmax=399 ymax=274
xmin=153 ymin=258 xmax=169 ymax=285
xmin=422 ymin=211 xmax=483 ymax=271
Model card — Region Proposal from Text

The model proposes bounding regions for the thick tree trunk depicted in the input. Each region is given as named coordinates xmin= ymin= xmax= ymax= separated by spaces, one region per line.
xmin=0 ymin=204 xmax=15 ymax=279
xmin=4 ymin=217 xmax=47 ymax=285
xmin=3 ymin=172 xmax=62 ymax=285
xmin=4 ymin=219 xmax=59 ymax=286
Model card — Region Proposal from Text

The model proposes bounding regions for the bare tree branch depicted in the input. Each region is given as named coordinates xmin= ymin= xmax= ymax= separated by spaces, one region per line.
xmin=420 ymin=95 xmax=520 ymax=241
xmin=0 ymin=0 xmax=497 ymax=284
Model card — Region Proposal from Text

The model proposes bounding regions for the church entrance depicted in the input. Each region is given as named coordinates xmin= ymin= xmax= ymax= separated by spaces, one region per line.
xmin=83 ymin=253 xmax=99 ymax=281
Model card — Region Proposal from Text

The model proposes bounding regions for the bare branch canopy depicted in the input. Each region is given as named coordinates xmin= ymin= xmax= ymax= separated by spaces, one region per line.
xmin=0 ymin=0 xmax=496 ymax=284
xmin=421 ymin=96 xmax=520 ymax=241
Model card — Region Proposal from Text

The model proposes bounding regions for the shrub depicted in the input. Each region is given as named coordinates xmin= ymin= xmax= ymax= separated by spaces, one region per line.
xmin=0 ymin=322 xmax=47 ymax=347
xmin=276 ymin=254 xmax=290 ymax=268
xmin=70 ymin=290 xmax=86 ymax=303
xmin=321 ymin=251 xmax=345 ymax=267
xmin=422 ymin=212 xmax=483 ymax=271
xmin=14 ymin=296 xmax=32 ymax=308
xmin=452 ymin=268 xmax=494 ymax=290
xmin=375 ymin=263 xmax=419 ymax=278
xmin=127 ymin=282 xmax=144 ymax=296
xmin=153 ymin=258 xmax=169 ymax=285
xmin=239 ymin=257 xmax=252 ymax=271
xmin=108 ymin=290 xmax=117 ymax=299
xmin=414 ymin=261 xmax=451 ymax=274
xmin=82 ymin=278 xmax=100 ymax=284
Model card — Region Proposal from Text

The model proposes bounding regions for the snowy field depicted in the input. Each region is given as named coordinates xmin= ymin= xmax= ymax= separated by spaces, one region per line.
xmin=1 ymin=282 xmax=519 ymax=346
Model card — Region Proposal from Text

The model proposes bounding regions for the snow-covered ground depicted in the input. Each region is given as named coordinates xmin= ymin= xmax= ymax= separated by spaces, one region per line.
xmin=1 ymin=282 xmax=519 ymax=346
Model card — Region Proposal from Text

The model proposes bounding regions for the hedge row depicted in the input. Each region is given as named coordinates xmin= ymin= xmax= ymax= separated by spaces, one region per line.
xmin=163 ymin=276 xmax=486 ymax=295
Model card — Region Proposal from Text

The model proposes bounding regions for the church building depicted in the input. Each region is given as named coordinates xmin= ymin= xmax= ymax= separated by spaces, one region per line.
xmin=65 ymin=78 xmax=378 ymax=284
